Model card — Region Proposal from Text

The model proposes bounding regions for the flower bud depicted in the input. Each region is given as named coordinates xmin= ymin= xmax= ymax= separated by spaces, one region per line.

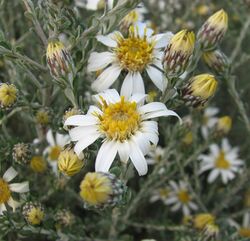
xmin=55 ymin=209 xmax=75 ymax=228
xmin=22 ymin=202 xmax=45 ymax=225
xmin=63 ymin=107 xmax=82 ymax=130
xmin=35 ymin=109 xmax=50 ymax=126
xmin=12 ymin=143 xmax=32 ymax=165
xmin=193 ymin=213 xmax=215 ymax=230
xmin=30 ymin=156 xmax=47 ymax=173
xmin=58 ymin=147 xmax=84 ymax=177
xmin=203 ymin=223 xmax=219 ymax=238
xmin=80 ymin=172 xmax=125 ymax=208
xmin=180 ymin=74 xmax=218 ymax=107
xmin=163 ymin=30 xmax=195 ymax=78
xmin=181 ymin=131 xmax=193 ymax=146
xmin=0 ymin=83 xmax=18 ymax=109
xmin=215 ymin=116 xmax=232 ymax=135
xmin=120 ymin=10 xmax=139 ymax=33
xmin=46 ymin=39 xmax=74 ymax=80
xmin=203 ymin=50 xmax=229 ymax=76
xmin=197 ymin=9 xmax=228 ymax=50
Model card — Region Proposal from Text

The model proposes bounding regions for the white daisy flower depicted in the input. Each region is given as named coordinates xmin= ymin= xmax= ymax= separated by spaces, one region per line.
xmin=199 ymin=139 xmax=244 ymax=184
xmin=44 ymin=129 xmax=70 ymax=174
xmin=150 ymin=187 xmax=170 ymax=204
xmin=87 ymin=22 xmax=173 ymax=97
xmin=0 ymin=167 xmax=29 ymax=215
xmin=64 ymin=89 xmax=180 ymax=176
xmin=146 ymin=145 xmax=165 ymax=165
xmin=201 ymin=107 xmax=219 ymax=138
xmin=165 ymin=180 xmax=198 ymax=216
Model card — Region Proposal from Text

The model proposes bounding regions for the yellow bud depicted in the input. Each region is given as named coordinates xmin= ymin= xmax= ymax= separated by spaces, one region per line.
xmin=0 ymin=83 xmax=18 ymax=108
xmin=196 ymin=5 xmax=210 ymax=16
xmin=35 ymin=109 xmax=50 ymax=125
xmin=22 ymin=202 xmax=45 ymax=225
xmin=163 ymin=30 xmax=195 ymax=78
xmin=198 ymin=9 xmax=228 ymax=50
xmin=58 ymin=148 xmax=84 ymax=176
xmin=181 ymin=74 xmax=218 ymax=107
xmin=216 ymin=116 xmax=232 ymax=134
xmin=193 ymin=213 xmax=215 ymax=230
xmin=30 ymin=156 xmax=47 ymax=173
xmin=146 ymin=91 xmax=158 ymax=103
xmin=182 ymin=131 xmax=193 ymax=145
xmin=120 ymin=10 xmax=139 ymax=32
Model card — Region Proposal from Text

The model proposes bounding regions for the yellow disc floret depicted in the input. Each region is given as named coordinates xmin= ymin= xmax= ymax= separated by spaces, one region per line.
xmin=26 ymin=207 xmax=44 ymax=225
xmin=115 ymin=26 xmax=154 ymax=72
xmin=0 ymin=83 xmax=17 ymax=108
xmin=97 ymin=96 xmax=140 ymax=141
xmin=0 ymin=178 xmax=11 ymax=204
xmin=80 ymin=172 xmax=113 ymax=206
xmin=178 ymin=190 xmax=190 ymax=204
xmin=215 ymin=151 xmax=230 ymax=169
xmin=239 ymin=228 xmax=250 ymax=237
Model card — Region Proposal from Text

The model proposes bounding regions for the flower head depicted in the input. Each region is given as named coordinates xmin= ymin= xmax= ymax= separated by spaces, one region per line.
xmin=199 ymin=139 xmax=243 ymax=183
xmin=146 ymin=146 xmax=165 ymax=165
xmin=58 ymin=146 xmax=84 ymax=176
xmin=0 ymin=167 xmax=29 ymax=215
xmin=0 ymin=83 xmax=18 ymax=108
xmin=150 ymin=187 xmax=170 ymax=204
xmin=197 ymin=9 xmax=228 ymax=50
xmin=64 ymin=89 xmax=180 ymax=176
xmin=12 ymin=143 xmax=32 ymax=165
xmin=88 ymin=22 xmax=173 ymax=97
xmin=165 ymin=181 xmax=198 ymax=216
xmin=215 ymin=116 xmax=232 ymax=135
xmin=80 ymin=172 xmax=124 ymax=207
xmin=194 ymin=213 xmax=215 ymax=230
xmin=30 ymin=156 xmax=47 ymax=173
xmin=22 ymin=202 xmax=44 ymax=225
xmin=46 ymin=39 xmax=74 ymax=80
xmin=163 ymin=30 xmax=195 ymax=78
xmin=203 ymin=50 xmax=229 ymax=76
xmin=201 ymin=107 xmax=219 ymax=138
xmin=55 ymin=209 xmax=75 ymax=228
xmin=35 ymin=109 xmax=50 ymax=126
xmin=181 ymin=74 xmax=217 ymax=107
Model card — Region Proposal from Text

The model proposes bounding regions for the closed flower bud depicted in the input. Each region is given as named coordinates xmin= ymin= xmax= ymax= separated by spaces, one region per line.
xmin=197 ymin=9 xmax=228 ymax=51
xmin=80 ymin=172 xmax=125 ymax=208
xmin=193 ymin=213 xmax=215 ymax=230
xmin=63 ymin=107 xmax=82 ymax=130
xmin=215 ymin=116 xmax=232 ymax=135
xmin=55 ymin=209 xmax=75 ymax=228
xmin=35 ymin=109 xmax=50 ymax=126
xmin=180 ymin=74 xmax=218 ymax=107
xmin=22 ymin=202 xmax=45 ymax=225
xmin=120 ymin=10 xmax=139 ymax=33
xmin=181 ymin=131 xmax=193 ymax=146
xmin=30 ymin=156 xmax=47 ymax=173
xmin=163 ymin=30 xmax=195 ymax=78
xmin=203 ymin=223 xmax=219 ymax=238
xmin=0 ymin=83 xmax=18 ymax=108
xmin=58 ymin=147 xmax=84 ymax=177
xmin=12 ymin=143 xmax=32 ymax=165
xmin=203 ymin=50 xmax=229 ymax=76
xmin=46 ymin=39 xmax=74 ymax=80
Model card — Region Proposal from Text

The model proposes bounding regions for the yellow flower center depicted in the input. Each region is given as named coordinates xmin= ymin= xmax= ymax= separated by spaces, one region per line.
xmin=27 ymin=207 xmax=44 ymax=225
xmin=215 ymin=151 xmax=230 ymax=169
xmin=97 ymin=96 xmax=140 ymax=141
xmin=178 ymin=190 xmax=190 ymax=204
xmin=239 ymin=228 xmax=250 ymax=237
xmin=115 ymin=26 xmax=154 ymax=72
xmin=49 ymin=145 xmax=62 ymax=161
xmin=159 ymin=188 xmax=169 ymax=198
xmin=30 ymin=156 xmax=47 ymax=173
xmin=0 ymin=83 xmax=17 ymax=107
xmin=36 ymin=110 xmax=50 ymax=125
xmin=80 ymin=172 xmax=112 ymax=206
xmin=0 ymin=178 xmax=11 ymax=204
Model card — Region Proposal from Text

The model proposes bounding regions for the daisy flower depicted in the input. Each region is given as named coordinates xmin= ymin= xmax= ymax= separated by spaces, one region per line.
xmin=0 ymin=167 xmax=29 ymax=215
xmin=44 ymin=129 xmax=70 ymax=174
xmin=146 ymin=145 xmax=165 ymax=165
xmin=150 ymin=187 xmax=170 ymax=204
xmin=199 ymin=139 xmax=243 ymax=184
xmin=64 ymin=89 xmax=180 ymax=176
xmin=165 ymin=180 xmax=198 ymax=216
xmin=87 ymin=22 xmax=173 ymax=97
xmin=201 ymin=107 xmax=219 ymax=138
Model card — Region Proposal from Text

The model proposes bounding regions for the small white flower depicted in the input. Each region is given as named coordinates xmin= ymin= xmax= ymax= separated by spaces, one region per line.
xmin=87 ymin=22 xmax=173 ymax=96
xmin=64 ymin=89 xmax=180 ymax=176
xmin=199 ymin=139 xmax=244 ymax=184
xmin=0 ymin=167 xmax=29 ymax=215
xmin=44 ymin=129 xmax=70 ymax=174
xmin=150 ymin=187 xmax=170 ymax=204
xmin=165 ymin=180 xmax=198 ymax=216
xmin=146 ymin=145 xmax=165 ymax=165
xmin=201 ymin=107 xmax=219 ymax=138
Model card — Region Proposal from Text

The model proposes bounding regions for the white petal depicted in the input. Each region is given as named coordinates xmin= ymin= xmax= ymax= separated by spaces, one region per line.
xmin=87 ymin=105 xmax=103 ymax=115
xmin=69 ymin=126 xmax=99 ymax=141
xmin=87 ymin=52 xmax=115 ymax=72
xmin=65 ymin=115 xmax=98 ymax=127
xmin=9 ymin=182 xmax=29 ymax=193
xmin=165 ymin=196 xmax=178 ymax=205
xmin=135 ymin=22 xmax=153 ymax=38
xmin=153 ymin=32 xmax=174 ymax=48
xmin=146 ymin=66 xmax=164 ymax=91
xmin=95 ymin=141 xmax=117 ymax=172
xmin=117 ymin=141 xmax=130 ymax=163
xmin=96 ymin=33 xmax=119 ymax=47
xmin=56 ymin=133 xmax=70 ymax=147
xmin=91 ymin=65 xmax=121 ymax=92
xmin=169 ymin=181 xmax=179 ymax=191
xmin=171 ymin=202 xmax=182 ymax=211
xmin=221 ymin=171 xmax=229 ymax=184
xmin=210 ymin=144 xmax=220 ymax=157
xmin=129 ymin=93 xmax=147 ymax=104
xmin=74 ymin=133 xmax=100 ymax=156
xmin=139 ymin=102 xmax=166 ymax=114
xmin=0 ymin=204 xmax=7 ymax=215
xmin=133 ymin=133 xmax=151 ymax=155
xmin=7 ymin=197 xmax=20 ymax=212
xmin=142 ymin=108 xmax=181 ymax=122
xmin=199 ymin=163 xmax=213 ymax=174
xmin=189 ymin=201 xmax=198 ymax=210
xmin=121 ymin=72 xmax=133 ymax=99
xmin=132 ymin=72 xmax=145 ymax=94
xmin=3 ymin=167 xmax=18 ymax=182
xmin=129 ymin=140 xmax=148 ymax=176
xmin=183 ymin=205 xmax=190 ymax=216
xmin=141 ymin=121 xmax=158 ymax=134
xmin=205 ymin=107 xmax=219 ymax=117
xmin=46 ymin=129 xmax=55 ymax=146
xmin=208 ymin=169 xmax=220 ymax=183
xmin=222 ymin=138 xmax=231 ymax=153
xmin=100 ymin=89 xmax=121 ymax=104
